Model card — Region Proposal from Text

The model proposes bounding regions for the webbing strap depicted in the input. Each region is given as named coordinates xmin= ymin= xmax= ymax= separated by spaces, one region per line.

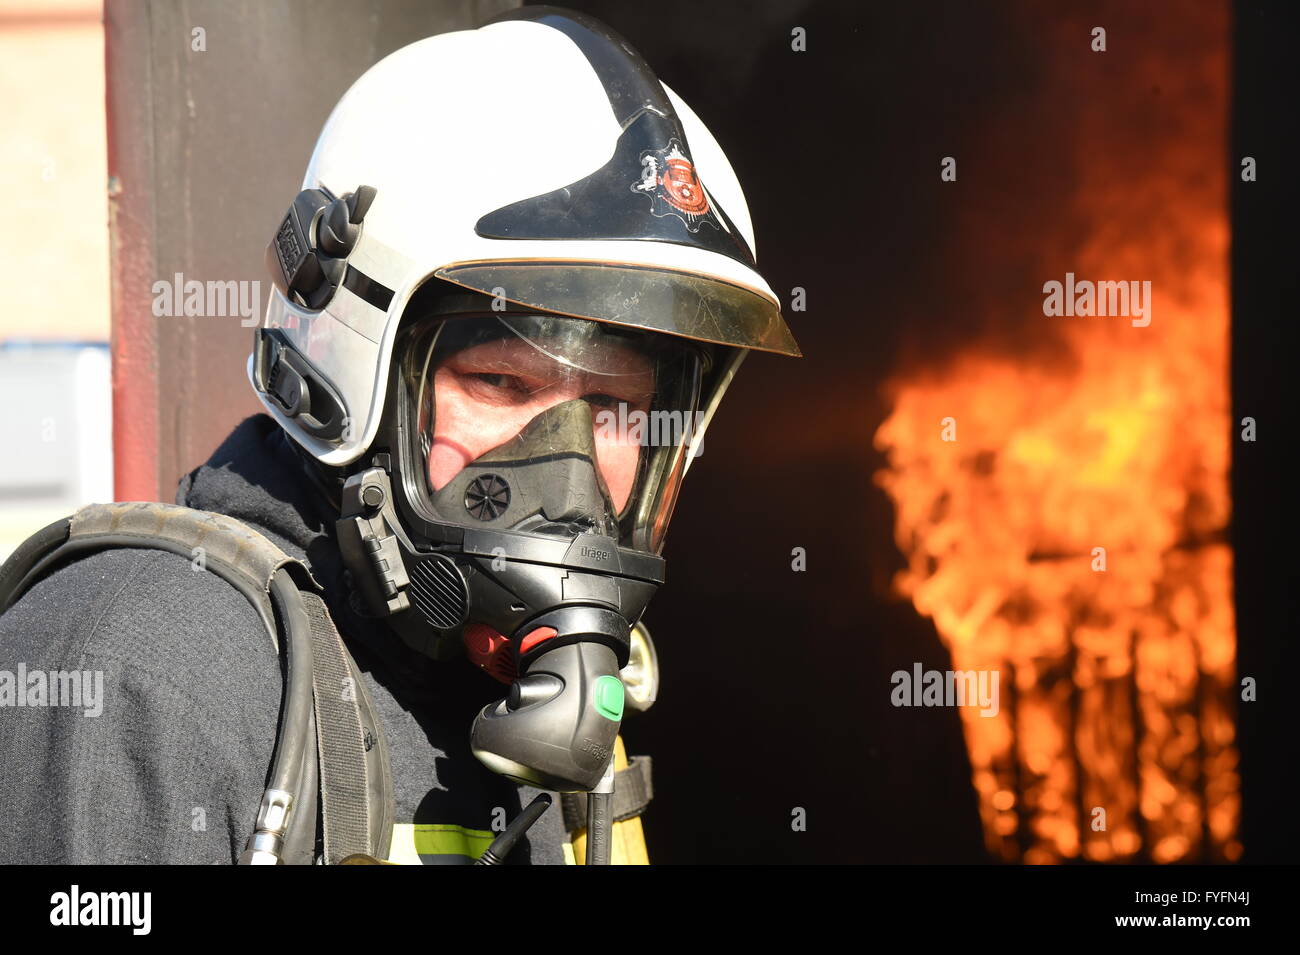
xmin=303 ymin=590 xmax=375 ymax=863
xmin=561 ymin=756 xmax=654 ymax=831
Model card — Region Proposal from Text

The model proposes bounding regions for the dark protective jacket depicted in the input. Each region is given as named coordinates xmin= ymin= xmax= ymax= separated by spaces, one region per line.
xmin=0 ymin=415 xmax=565 ymax=864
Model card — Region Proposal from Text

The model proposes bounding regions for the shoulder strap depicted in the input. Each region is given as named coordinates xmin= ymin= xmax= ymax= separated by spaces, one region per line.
xmin=302 ymin=590 xmax=395 ymax=862
xmin=0 ymin=502 xmax=304 ymax=640
xmin=0 ymin=501 xmax=393 ymax=865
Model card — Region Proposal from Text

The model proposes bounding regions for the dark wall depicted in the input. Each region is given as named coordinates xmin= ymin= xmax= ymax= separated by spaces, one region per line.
xmin=1230 ymin=0 xmax=1298 ymax=865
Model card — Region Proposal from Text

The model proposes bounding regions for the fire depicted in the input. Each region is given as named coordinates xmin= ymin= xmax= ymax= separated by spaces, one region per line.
xmin=873 ymin=3 xmax=1237 ymax=863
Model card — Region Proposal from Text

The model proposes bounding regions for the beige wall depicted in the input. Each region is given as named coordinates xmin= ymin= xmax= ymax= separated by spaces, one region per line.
xmin=0 ymin=0 xmax=108 ymax=342
xmin=0 ymin=0 xmax=110 ymax=558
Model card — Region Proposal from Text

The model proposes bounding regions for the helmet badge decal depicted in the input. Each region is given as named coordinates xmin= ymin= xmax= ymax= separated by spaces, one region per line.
xmin=631 ymin=139 xmax=718 ymax=233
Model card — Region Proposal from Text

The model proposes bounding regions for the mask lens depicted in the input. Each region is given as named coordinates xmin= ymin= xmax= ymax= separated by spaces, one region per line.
xmin=402 ymin=314 xmax=702 ymax=548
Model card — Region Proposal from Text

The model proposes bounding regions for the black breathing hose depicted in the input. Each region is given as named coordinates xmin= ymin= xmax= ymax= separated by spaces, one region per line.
xmin=266 ymin=570 xmax=315 ymax=802
xmin=585 ymin=790 xmax=612 ymax=866
xmin=476 ymin=793 xmax=554 ymax=865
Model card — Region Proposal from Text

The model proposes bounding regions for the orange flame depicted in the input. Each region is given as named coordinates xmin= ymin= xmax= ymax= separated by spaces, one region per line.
xmin=873 ymin=3 xmax=1238 ymax=863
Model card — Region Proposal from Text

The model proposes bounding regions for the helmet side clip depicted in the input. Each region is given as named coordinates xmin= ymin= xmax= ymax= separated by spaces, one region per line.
xmin=266 ymin=185 xmax=377 ymax=311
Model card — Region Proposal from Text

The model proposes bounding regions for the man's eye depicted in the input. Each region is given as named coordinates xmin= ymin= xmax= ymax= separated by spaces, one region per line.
xmin=472 ymin=372 xmax=526 ymax=392
xmin=583 ymin=392 xmax=623 ymax=409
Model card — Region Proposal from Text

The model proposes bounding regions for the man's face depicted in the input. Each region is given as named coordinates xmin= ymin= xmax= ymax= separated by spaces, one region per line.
xmin=427 ymin=334 xmax=657 ymax=512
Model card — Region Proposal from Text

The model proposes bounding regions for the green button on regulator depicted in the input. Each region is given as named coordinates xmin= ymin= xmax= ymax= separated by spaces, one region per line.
xmin=593 ymin=675 xmax=625 ymax=721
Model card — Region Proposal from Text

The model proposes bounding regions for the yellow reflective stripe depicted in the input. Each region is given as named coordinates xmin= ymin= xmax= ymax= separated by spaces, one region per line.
xmin=414 ymin=824 xmax=496 ymax=857
xmin=386 ymin=823 xmax=495 ymax=864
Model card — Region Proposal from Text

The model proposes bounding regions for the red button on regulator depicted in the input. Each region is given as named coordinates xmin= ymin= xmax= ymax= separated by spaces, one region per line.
xmin=462 ymin=624 xmax=515 ymax=684
xmin=519 ymin=626 xmax=558 ymax=656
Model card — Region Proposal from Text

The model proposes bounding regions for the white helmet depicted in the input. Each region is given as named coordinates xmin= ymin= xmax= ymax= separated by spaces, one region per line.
xmin=250 ymin=5 xmax=799 ymax=469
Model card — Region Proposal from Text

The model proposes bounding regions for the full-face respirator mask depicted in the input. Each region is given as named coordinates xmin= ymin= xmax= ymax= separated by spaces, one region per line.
xmin=335 ymin=299 xmax=711 ymax=792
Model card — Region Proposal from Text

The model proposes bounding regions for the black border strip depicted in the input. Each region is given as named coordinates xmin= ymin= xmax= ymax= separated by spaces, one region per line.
xmin=342 ymin=266 xmax=395 ymax=312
